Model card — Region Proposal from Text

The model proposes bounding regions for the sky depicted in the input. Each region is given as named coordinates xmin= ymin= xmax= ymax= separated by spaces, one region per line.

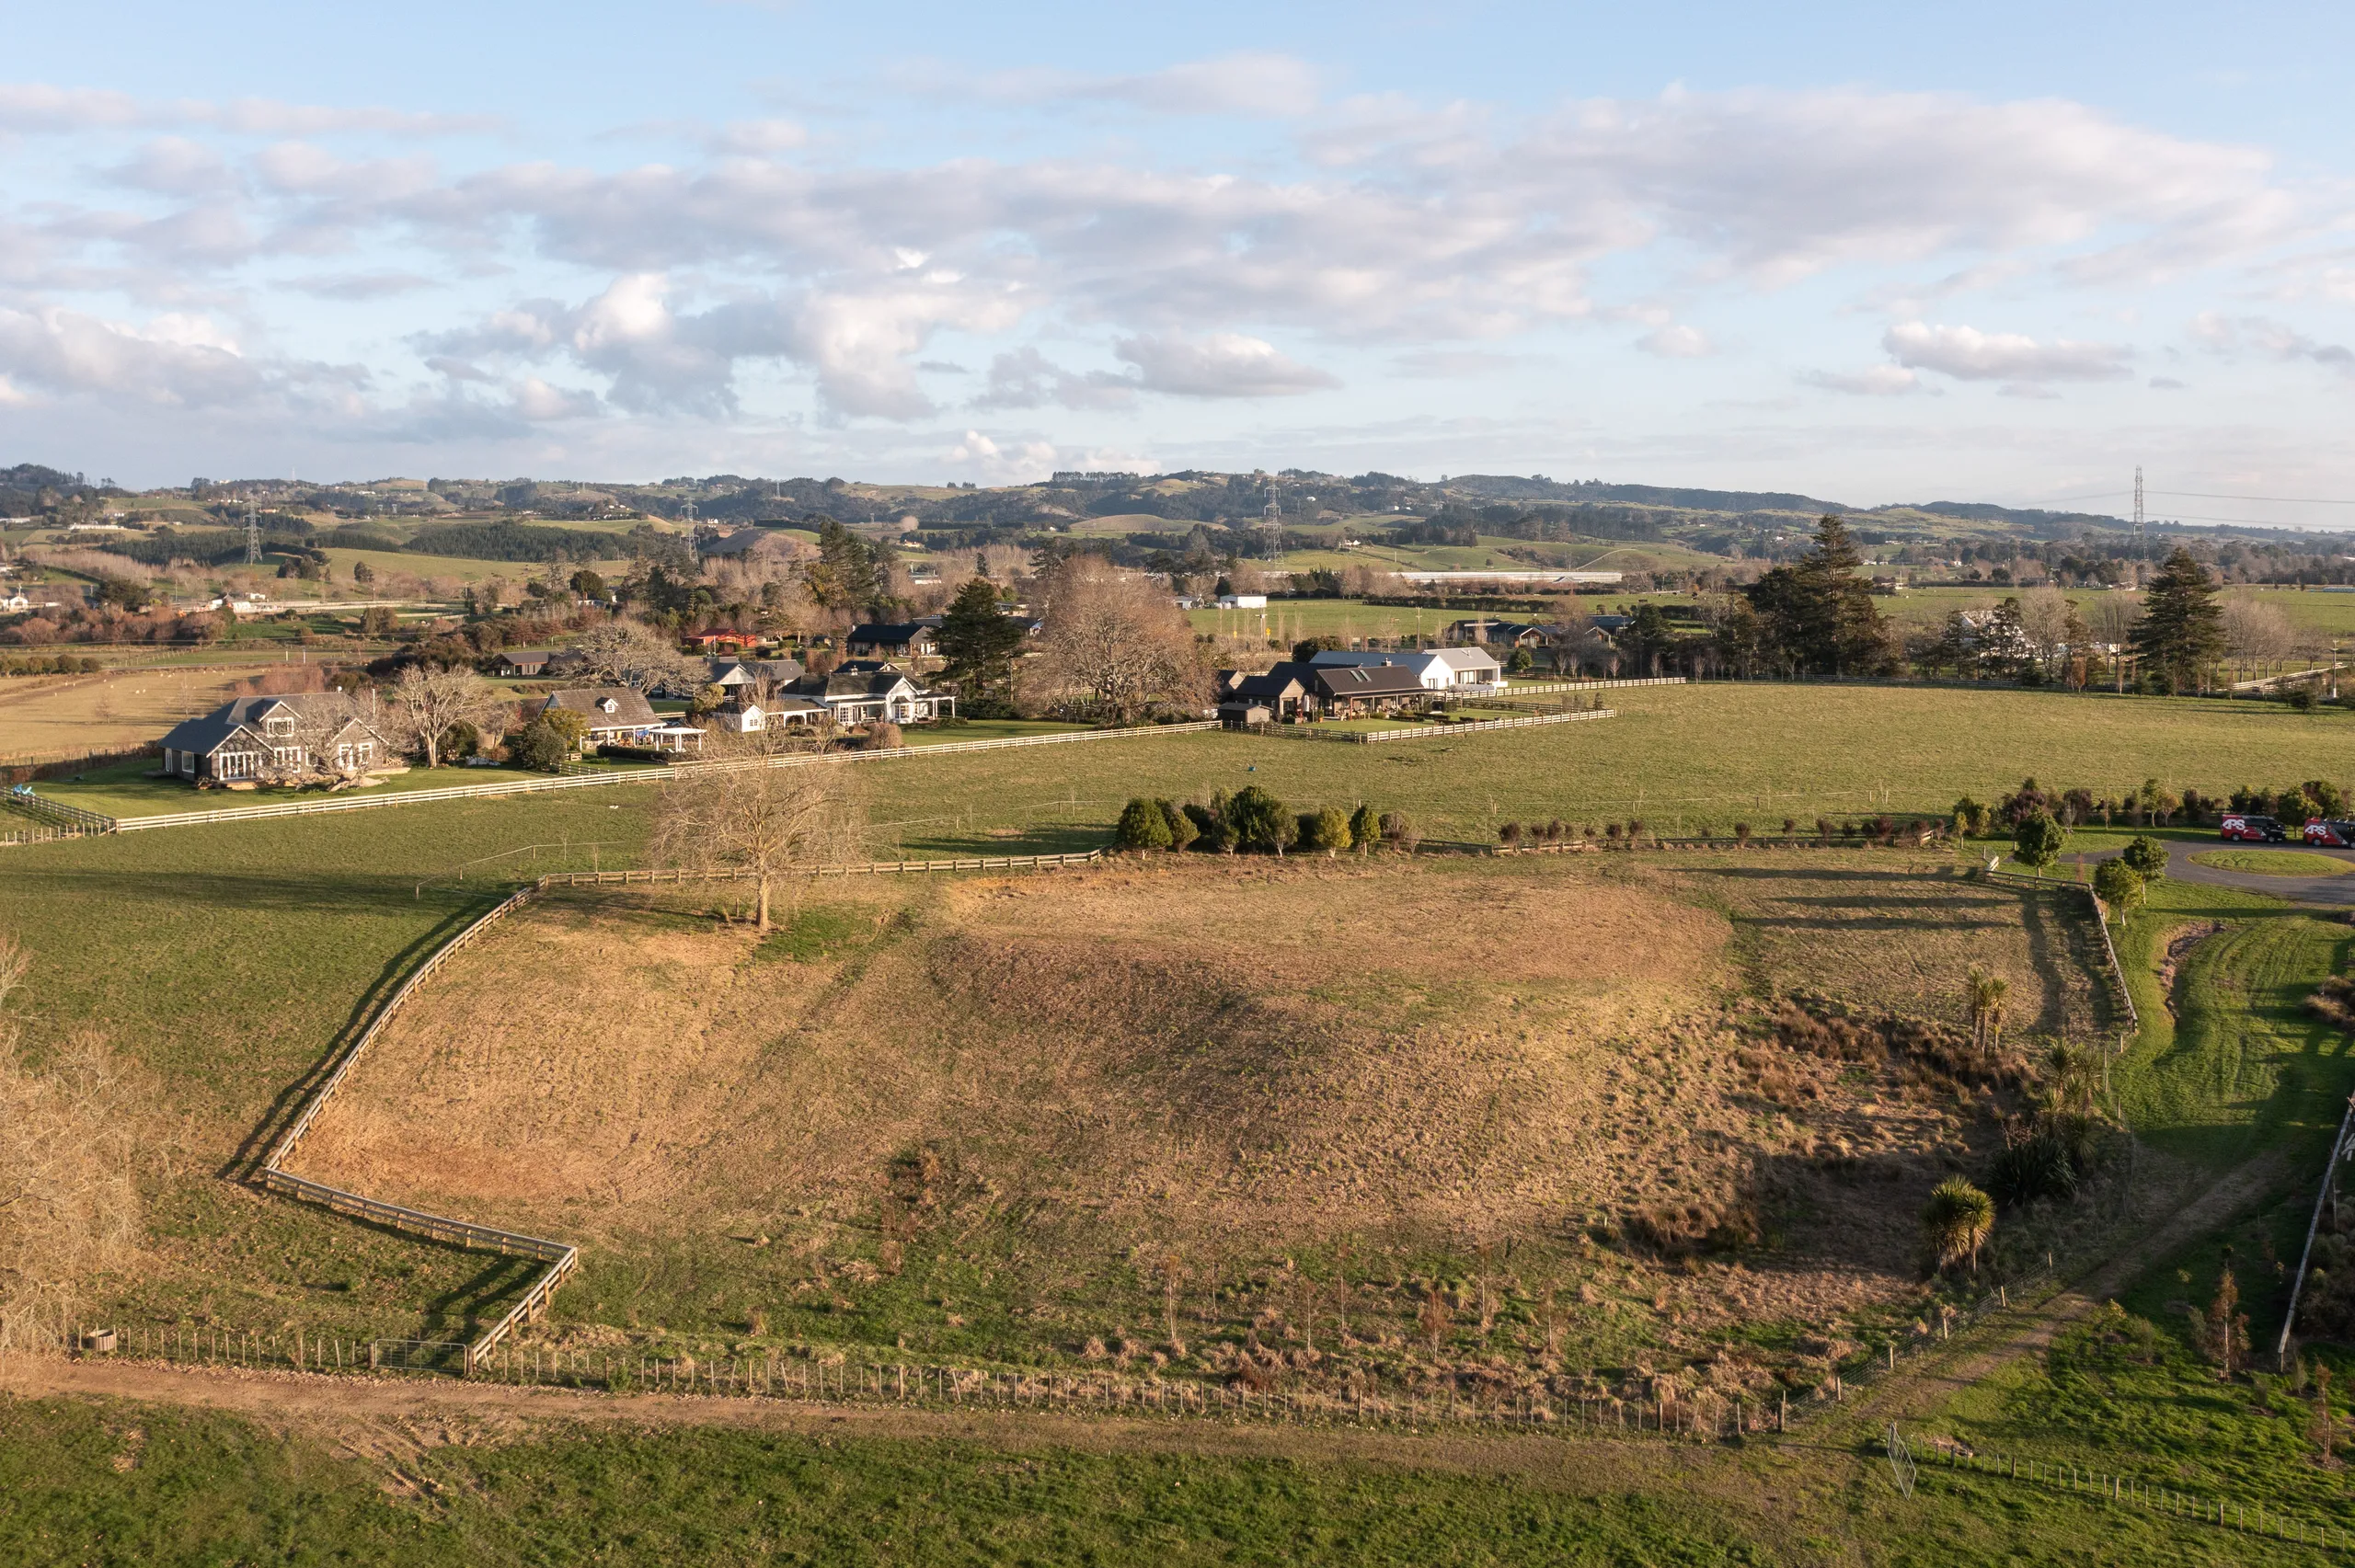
xmin=4 ymin=1 xmax=2355 ymax=521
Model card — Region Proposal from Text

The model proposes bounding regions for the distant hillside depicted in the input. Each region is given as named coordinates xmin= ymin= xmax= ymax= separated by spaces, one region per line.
xmin=1448 ymin=475 xmax=1849 ymax=514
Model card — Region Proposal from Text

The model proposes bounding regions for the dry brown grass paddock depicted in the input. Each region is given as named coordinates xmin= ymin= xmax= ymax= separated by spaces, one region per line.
xmin=291 ymin=851 xmax=2097 ymax=1379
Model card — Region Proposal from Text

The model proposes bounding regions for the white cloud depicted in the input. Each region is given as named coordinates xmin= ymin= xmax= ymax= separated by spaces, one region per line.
xmin=1113 ymin=332 xmax=1337 ymax=397
xmin=1637 ymin=324 xmax=1712 ymax=358
xmin=513 ymin=377 xmax=599 ymax=420
xmin=1798 ymin=364 xmax=1924 ymax=396
xmin=928 ymin=52 xmax=1322 ymax=119
xmin=944 ymin=429 xmax=1058 ymax=481
xmin=1882 ymin=320 xmax=2133 ymax=382
xmin=710 ymin=118 xmax=808 ymax=155
xmin=973 ymin=348 xmax=1137 ymax=411
xmin=2188 ymin=312 xmax=2355 ymax=373
xmin=0 ymin=82 xmax=499 ymax=137
xmin=0 ymin=305 xmax=261 ymax=403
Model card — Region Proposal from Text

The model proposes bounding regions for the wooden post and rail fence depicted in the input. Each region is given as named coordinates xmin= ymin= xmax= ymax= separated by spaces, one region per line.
xmin=248 ymin=847 xmax=1114 ymax=1375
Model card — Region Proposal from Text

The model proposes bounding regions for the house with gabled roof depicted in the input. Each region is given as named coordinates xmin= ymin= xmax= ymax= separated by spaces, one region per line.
xmin=845 ymin=619 xmax=942 ymax=660
xmin=708 ymin=656 xmax=805 ymax=692
xmin=159 ymin=692 xmax=392 ymax=784
xmin=540 ymin=688 xmax=706 ymax=753
xmin=781 ymin=660 xmax=953 ymax=726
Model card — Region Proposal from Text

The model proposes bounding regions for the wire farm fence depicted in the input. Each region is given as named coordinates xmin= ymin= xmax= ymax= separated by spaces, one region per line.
xmin=1911 ymin=1435 xmax=2352 ymax=1553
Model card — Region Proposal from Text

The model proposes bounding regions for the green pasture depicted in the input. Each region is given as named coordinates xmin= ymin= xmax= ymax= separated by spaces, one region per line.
xmin=857 ymin=684 xmax=2355 ymax=858
xmin=0 ymin=789 xmax=661 ymax=1344
xmin=27 ymin=758 xmax=661 ymax=819
xmin=0 ymin=1396 xmax=1785 ymax=1567
xmin=321 ymin=545 xmax=630 ymax=587
xmin=2190 ymin=848 xmax=2354 ymax=876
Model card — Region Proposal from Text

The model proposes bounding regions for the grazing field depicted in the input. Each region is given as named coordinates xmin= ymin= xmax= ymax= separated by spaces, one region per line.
xmin=855 ymin=683 xmax=2355 ymax=858
xmin=0 ymin=1393 xmax=1792 ymax=1567
xmin=0 ymin=790 xmax=663 ymax=1346
xmin=7 ymin=680 xmax=2355 ymax=1564
xmin=2188 ymin=848 xmax=2353 ymax=876
xmin=291 ymin=852 xmax=2095 ymax=1391
xmin=0 ymin=667 xmax=259 ymax=757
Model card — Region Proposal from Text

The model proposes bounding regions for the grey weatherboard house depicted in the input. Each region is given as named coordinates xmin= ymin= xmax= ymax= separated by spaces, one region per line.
xmin=158 ymin=692 xmax=393 ymax=783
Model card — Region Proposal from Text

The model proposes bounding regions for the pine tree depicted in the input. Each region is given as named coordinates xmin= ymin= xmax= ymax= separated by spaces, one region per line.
xmin=1743 ymin=515 xmax=1892 ymax=676
xmin=936 ymin=577 xmax=1025 ymax=694
xmin=2131 ymin=548 xmax=2226 ymax=692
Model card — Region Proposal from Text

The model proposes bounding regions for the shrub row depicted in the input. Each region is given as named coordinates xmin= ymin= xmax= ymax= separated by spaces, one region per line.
xmin=1116 ymin=788 xmax=1411 ymax=856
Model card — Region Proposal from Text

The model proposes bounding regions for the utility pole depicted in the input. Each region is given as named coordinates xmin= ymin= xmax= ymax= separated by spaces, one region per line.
xmin=2131 ymin=466 xmax=2144 ymax=548
xmin=245 ymin=500 xmax=261 ymax=566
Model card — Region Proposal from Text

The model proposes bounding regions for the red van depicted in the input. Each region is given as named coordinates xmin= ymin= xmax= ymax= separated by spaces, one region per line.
xmin=2304 ymin=819 xmax=2355 ymax=848
xmin=2220 ymin=814 xmax=2288 ymax=842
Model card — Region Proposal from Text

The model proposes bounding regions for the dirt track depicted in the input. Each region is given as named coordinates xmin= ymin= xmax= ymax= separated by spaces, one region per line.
xmin=0 ymin=1349 xmax=1801 ymax=1507
xmin=1831 ymin=1150 xmax=2289 ymax=1435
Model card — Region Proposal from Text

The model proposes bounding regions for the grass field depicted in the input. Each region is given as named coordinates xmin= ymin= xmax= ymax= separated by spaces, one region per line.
xmin=0 ymin=1394 xmax=1798 ymax=1567
xmin=850 ymin=684 xmax=2355 ymax=859
xmin=277 ymin=850 xmax=2096 ymax=1396
xmin=320 ymin=545 xmax=631 ymax=589
xmin=2189 ymin=848 xmax=2354 ymax=876
xmin=27 ymin=757 xmax=664 ymax=818
xmin=7 ymin=680 xmax=2355 ymax=1562
xmin=0 ymin=789 xmax=665 ymax=1345
xmin=0 ymin=668 xmax=262 ymax=758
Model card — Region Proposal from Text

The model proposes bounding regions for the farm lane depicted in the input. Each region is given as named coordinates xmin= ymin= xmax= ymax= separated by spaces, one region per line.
xmin=2068 ymin=837 xmax=2355 ymax=906
xmin=0 ymin=1352 xmax=1800 ymax=1507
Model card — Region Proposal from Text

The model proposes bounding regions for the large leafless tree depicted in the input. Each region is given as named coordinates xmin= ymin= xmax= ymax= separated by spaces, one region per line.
xmin=384 ymin=665 xmax=506 ymax=769
xmin=646 ymin=729 xmax=866 ymax=931
xmin=574 ymin=619 xmax=705 ymax=693
xmin=1025 ymin=555 xmax=1206 ymax=722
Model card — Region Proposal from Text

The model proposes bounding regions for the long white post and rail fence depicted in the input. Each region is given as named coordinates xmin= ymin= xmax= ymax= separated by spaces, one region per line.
xmin=9 ymin=722 xmax=1223 ymax=837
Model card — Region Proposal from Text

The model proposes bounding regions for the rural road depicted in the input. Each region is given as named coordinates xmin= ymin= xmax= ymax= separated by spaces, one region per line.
xmin=2069 ymin=836 xmax=2355 ymax=906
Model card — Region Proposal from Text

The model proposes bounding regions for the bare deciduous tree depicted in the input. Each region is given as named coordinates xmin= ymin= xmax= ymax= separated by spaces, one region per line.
xmin=1025 ymin=556 xmax=1206 ymax=721
xmin=384 ymin=665 xmax=504 ymax=769
xmin=574 ymin=619 xmax=705 ymax=693
xmin=2016 ymin=587 xmax=2074 ymax=673
xmin=646 ymin=730 xmax=866 ymax=931
xmin=2221 ymin=596 xmax=2295 ymax=682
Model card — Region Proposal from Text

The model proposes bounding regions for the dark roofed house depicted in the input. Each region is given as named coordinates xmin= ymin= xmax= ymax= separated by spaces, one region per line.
xmin=708 ymin=656 xmax=805 ymax=692
xmin=783 ymin=661 xmax=953 ymax=725
xmin=159 ymin=692 xmax=392 ymax=784
xmin=845 ymin=619 xmax=942 ymax=660
xmin=1309 ymin=660 xmax=1430 ymax=715
xmin=497 ymin=647 xmax=589 ymax=678
xmin=541 ymin=688 xmax=705 ymax=753
xmin=1216 ymin=661 xmax=1317 ymax=726
xmin=1447 ymin=618 xmax=1553 ymax=647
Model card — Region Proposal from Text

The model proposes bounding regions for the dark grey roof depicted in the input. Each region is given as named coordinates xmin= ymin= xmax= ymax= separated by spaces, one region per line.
xmin=847 ymin=621 xmax=938 ymax=646
xmin=160 ymin=692 xmax=385 ymax=757
xmin=1312 ymin=663 xmax=1426 ymax=699
xmin=709 ymin=657 xmax=804 ymax=686
xmin=788 ymin=667 xmax=923 ymax=702
xmin=544 ymin=688 xmax=659 ymax=728
xmin=1230 ymin=661 xmax=1317 ymax=701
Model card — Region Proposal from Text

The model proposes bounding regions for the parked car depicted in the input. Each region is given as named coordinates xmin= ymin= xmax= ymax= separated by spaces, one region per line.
xmin=2304 ymin=819 xmax=2355 ymax=848
xmin=2220 ymin=813 xmax=2289 ymax=842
